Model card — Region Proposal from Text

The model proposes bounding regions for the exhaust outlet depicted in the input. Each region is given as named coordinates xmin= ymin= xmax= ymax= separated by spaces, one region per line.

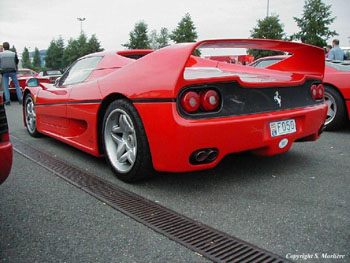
xmin=195 ymin=150 xmax=209 ymax=162
xmin=207 ymin=149 xmax=218 ymax=162
xmin=190 ymin=148 xmax=219 ymax=165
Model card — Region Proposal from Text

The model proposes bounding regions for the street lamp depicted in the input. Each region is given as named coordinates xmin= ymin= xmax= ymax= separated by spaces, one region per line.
xmin=266 ymin=0 xmax=270 ymax=17
xmin=77 ymin=17 xmax=86 ymax=34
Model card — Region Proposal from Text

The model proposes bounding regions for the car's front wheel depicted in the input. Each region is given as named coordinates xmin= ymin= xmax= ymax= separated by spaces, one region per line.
xmin=102 ymin=99 xmax=153 ymax=182
xmin=24 ymin=94 xmax=40 ymax=137
xmin=324 ymin=85 xmax=347 ymax=131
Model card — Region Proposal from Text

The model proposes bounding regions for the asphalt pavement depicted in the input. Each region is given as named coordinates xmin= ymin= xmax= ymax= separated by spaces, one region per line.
xmin=1 ymin=103 xmax=349 ymax=263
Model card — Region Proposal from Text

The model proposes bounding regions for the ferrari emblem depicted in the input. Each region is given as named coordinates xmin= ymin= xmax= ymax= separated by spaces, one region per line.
xmin=34 ymin=95 xmax=37 ymax=103
xmin=274 ymin=91 xmax=281 ymax=107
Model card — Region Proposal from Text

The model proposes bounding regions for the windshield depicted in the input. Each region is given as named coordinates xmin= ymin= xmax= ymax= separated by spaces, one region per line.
xmin=326 ymin=62 xmax=350 ymax=72
xmin=46 ymin=70 xmax=62 ymax=75
xmin=17 ymin=70 xmax=35 ymax=77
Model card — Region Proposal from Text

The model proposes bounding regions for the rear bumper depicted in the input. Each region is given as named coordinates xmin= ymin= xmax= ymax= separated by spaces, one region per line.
xmin=0 ymin=141 xmax=13 ymax=184
xmin=135 ymin=102 xmax=327 ymax=172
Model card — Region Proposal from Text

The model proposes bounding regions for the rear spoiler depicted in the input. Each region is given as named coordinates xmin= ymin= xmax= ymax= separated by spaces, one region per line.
xmin=195 ymin=39 xmax=325 ymax=78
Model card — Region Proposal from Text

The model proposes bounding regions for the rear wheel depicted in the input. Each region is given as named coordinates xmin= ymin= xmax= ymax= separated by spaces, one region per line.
xmin=102 ymin=99 xmax=153 ymax=182
xmin=24 ymin=94 xmax=40 ymax=137
xmin=324 ymin=85 xmax=347 ymax=131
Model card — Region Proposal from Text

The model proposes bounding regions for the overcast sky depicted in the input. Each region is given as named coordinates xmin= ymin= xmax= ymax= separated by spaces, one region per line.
xmin=0 ymin=0 xmax=349 ymax=55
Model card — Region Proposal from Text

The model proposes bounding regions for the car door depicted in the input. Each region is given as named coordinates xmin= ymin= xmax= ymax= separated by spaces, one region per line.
xmin=35 ymin=74 xmax=72 ymax=133
xmin=36 ymin=57 xmax=102 ymax=136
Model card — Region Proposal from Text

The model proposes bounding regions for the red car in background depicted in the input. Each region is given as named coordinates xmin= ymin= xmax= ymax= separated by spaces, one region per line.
xmin=250 ymin=56 xmax=350 ymax=130
xmin=22 ymin=39 xmax=327 ymax=182
xmin=9 ymin=68 xmax=50 ymax=100
xmin=206 ymin=55 xmax=255 ymax=65
xmin=0 ymin=93 xmax=13 ymax=184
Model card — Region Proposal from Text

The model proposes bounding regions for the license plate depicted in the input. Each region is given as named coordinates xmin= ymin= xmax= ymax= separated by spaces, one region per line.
xmin=270 ymin=119 xmax=296 ymax=137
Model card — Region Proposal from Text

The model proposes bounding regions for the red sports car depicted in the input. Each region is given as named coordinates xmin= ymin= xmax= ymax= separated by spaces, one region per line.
xmin=0 ymin=94 xmax=13 ymax=184
xmin=250 ymin=55 xmax=350 ymax=130
xmin=22 ymin=39 xmax=327 ymax=182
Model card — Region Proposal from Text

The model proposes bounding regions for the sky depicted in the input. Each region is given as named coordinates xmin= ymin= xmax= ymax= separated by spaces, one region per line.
xmin=0 ymin=0 xmax=349 ymax=56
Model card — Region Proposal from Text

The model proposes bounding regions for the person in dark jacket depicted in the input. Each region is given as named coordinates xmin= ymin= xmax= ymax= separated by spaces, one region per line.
xmin=0 ymin=42 xmax=22 ymax=105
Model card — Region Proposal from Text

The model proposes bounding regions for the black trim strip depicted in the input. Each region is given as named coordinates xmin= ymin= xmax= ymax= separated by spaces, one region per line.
xmin=132 ymin=98 xmax=176 ymax=103
xmin=36 ymin=98 xmax=176 ymax=107
xmin=36 ymin=100 xmax=102 ymax=107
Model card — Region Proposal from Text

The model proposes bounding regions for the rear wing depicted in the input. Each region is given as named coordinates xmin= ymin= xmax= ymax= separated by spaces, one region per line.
xmin=195 ymin=39 xmax=325 ymax=78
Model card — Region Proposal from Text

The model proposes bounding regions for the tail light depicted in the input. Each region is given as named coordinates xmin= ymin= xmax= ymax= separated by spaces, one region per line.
xmin=200 ymin=90 xmax=220 ymax=111
xmin=180 ymin=91 xmax=200 ymax=113
xmin=180 ymin=89 xmax=221 ymax=113
xmin=311 ymin=83 xmax=324 ymax=100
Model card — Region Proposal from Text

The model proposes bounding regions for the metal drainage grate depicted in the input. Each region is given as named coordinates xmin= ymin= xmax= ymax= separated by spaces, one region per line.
xmin=12 ymin=136 xmax=293 ymax=263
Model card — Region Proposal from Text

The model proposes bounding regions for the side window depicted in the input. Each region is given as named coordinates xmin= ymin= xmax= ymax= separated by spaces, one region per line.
xmin=58 ymin=56 xmax=102 ymax=86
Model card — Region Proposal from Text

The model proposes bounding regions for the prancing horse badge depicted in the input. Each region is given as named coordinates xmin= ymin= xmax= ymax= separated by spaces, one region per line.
xmin=274 ymin=91 xmax=282 ymax=107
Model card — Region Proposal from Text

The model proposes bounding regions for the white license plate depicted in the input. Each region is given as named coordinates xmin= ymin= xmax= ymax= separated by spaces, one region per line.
xmin=270 ymin=119 xmax=296 ymax=137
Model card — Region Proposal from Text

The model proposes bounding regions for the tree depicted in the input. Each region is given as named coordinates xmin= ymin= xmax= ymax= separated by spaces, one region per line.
xmin=32 ymin=47 xmax=41 ymax=69
xmin=77 ymin=33 xmax=88 ymax=55
xmin=157 ymin=28 xmax=170 ymax=48
xmin=21 ymin=47 xmax=31 ymax=68
xmin=247 ymin=15 xmax=286 ymax=59
xmin=63 ymin=38 xmax=80 ymax=67
xmin=149 ymin=28 xmax=170 ymax=49
xmin=291 ymin=0 xmax=337 ymax=47
xmin=62 ymin=33 xmax=104 ymax=68
xmin=45 ymin=37 xmax=65 ymax=70
xmin=86 ymin=34 xmax=104 ymax=54
xmin=170 ymin=13 xmax=198 ymax=43
xmin=149 ymin=30 xmax=159 ymax=50
xmin=123 ymin=21 xmax=150 ymax=49
xmin=10 ymin=46 xmax=17 ymax=54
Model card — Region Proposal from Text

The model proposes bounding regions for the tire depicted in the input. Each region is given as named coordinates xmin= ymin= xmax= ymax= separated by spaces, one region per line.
xmin=24 ymin=94 xmax=40 ymax=137
xmin=324 ymin=85 xmax=347 ymax=131
xmin=102 ymin=99 xmax=153 ymax=182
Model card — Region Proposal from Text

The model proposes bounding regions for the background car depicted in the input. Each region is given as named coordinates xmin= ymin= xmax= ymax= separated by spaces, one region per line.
xmin=22 ymin=39 xmax=327 ymax=182
xmin=0 ymin=93 xmax=13 ymax=184
xmin=250 ymin=55 xmax=350 ymax=130
xmin=38 ymin=70 xmax=63 ymax=83
xmin=8 ymin=68 xmax=51 ymax=100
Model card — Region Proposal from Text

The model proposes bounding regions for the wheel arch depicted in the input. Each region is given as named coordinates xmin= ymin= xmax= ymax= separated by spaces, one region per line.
xmin=97 ymin=93 xmax=132 ymax=155
xmin=324 ymin=82 xmax=349 ymax=120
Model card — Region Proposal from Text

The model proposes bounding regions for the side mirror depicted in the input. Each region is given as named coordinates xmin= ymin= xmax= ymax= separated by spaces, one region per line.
xmin=26 ymin=78 xmax=39 ymax=87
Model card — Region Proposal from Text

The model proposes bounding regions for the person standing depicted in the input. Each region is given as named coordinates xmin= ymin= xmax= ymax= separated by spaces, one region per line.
xmin=0 ymin=42 xmax=22 ymax=105
xmin=328 ymin=39 xmax=346 ymax=61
